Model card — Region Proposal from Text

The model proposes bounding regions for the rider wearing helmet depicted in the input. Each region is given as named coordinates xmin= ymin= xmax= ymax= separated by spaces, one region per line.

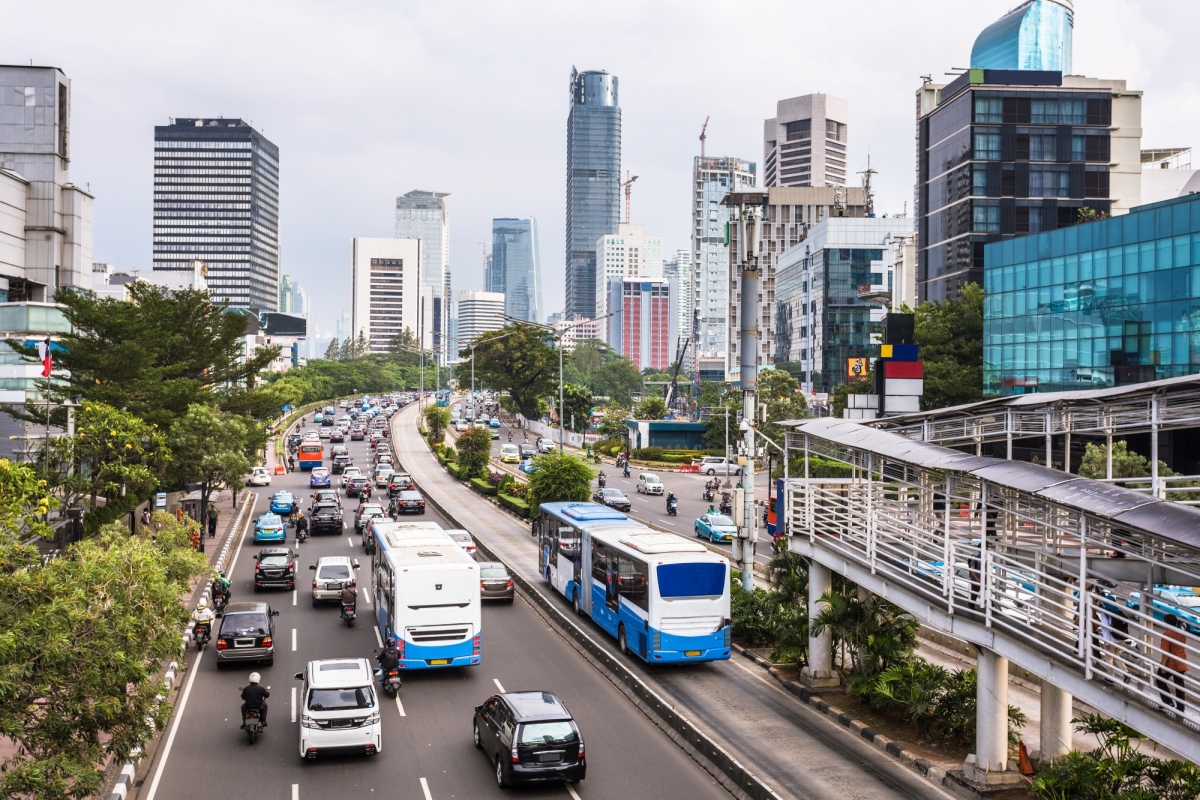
xmin=377 ymin=635 xmax=401 ymax=678
xmin=192 ymin=599 xmax=215 ymax=642
xmin=211 ymin=570 xmax=231 ymax=604
xmin=240 ymin=672 xmax=270 ymax=727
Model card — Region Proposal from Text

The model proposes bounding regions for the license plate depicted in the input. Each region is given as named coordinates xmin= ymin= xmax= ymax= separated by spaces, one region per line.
xmin=428 ymin=658 xmax=449 ymax=665
xmin=685 ymin=650 xmax=701 ymax=657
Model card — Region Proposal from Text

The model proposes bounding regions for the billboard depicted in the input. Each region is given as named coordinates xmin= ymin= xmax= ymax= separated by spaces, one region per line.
xmin=259 ymin=313 xmax=307 ymax=337
xmin=846 ymin=357 xmax=868 ymax=380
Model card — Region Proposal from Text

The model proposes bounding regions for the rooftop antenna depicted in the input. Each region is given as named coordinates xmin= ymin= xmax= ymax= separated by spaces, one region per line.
xmin=920 ymin=74 xmax=932 ymax=85
xmin=622 ymin=170 xmax=639 ymax=225
xmin=699 ymin=116 xmax=709 ymax=158
xmin=858 ymin=155 xmax=877 ymax=217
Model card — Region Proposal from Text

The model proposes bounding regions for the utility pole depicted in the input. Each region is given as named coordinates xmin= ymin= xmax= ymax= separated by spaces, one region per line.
xmin=723 ymin=190 xmax=768 ymax=591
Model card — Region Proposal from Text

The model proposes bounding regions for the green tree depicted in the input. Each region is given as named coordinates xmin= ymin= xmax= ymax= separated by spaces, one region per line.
xmin=470 ymin=324 xmax=558 ymax=420
xmin=914 ymin=282 xmax=984 ymax=411
xmin=703 ymin=399 xmax=742 ymax=451
xmin=6 ymin=284 xmax=280 ymax=431
xmin=323 ymin=337 xmax=340 ymax=361
xmin=595 ymin=408 xmax=630 ymax=440
xmin=527 ymin=451 xmax=594 ymax=513
xmin=423 ymin=404 xmax=450 ymax=446
xmin=455 ymin=426 xmax=493 ymax=479
xmin=1078 ymin=440 xmax=1171 ymax=480
xmin=167 ymin=405 xmax=253 ymax=527
xmin=561 ymin=383 xmax=594 ymax=432
xmin=387 ymin=328 xmax=421 ymax=366
xmin=0 ymin=460 xmax=208 ymax=800
xmin=634 ymin=395 xmax=667 ymax=420
xmin=809 ymin=589 xmax=919 ymax=678
xmin=758 ymin=368 xmax=809 ymax=445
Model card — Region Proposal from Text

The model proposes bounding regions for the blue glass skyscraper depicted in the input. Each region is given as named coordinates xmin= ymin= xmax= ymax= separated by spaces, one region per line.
xmin=971 ymin=0 xmax=1073 ymax=73
xmin=565 ymin=68 xmax=621 ymax=319
xmin=490 ymin=217 xmax=542 ymax=323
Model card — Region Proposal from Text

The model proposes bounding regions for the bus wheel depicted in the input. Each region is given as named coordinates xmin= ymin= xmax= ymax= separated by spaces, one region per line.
xmin=617 ymin=624 xmax=628 ymax=655
xmin=573 ymin=590 xmax=582 ymax=616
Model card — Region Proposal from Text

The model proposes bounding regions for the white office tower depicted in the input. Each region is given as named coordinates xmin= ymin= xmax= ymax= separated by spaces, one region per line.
xmin=594 ymin=223 xmax=663 ymax=319
xmin=692 ymin=156 xmax=756 ymax=362
xmin=350 ymin=237 xmax=421 ymax=353
xmin=395 ymin=190 xmax=450 ymax=363
xmin=0 ymin=65 xmax=93 ymax=302
xmin=292 ymin=283 xmax=310 ymax=317
xmin=763 ymin=93 xmax=848 ymax=188
xmin=663 ymin=249 xmax=693 ymax=367
xmin=457 ymin=291 xmax=505 ymax=347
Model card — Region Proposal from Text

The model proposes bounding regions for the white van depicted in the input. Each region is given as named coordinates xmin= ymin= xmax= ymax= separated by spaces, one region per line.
xmin=636 ymin=473 xmax=664 ymax=495
xmin=296 ymin=658 xmax=381 ymax=759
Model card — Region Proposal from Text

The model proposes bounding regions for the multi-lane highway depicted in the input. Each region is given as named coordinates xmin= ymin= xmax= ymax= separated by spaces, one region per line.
xmin=139 ymin=411 xmax=726 ymax=800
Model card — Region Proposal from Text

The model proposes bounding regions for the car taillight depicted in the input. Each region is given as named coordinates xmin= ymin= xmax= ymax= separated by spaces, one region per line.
xmin=262 ymin=637 xmax=272 ymax=647
xmin=288 ymin=562 xmax=295 ymax=571
xmin=578 ymin=740 xmax=585 ymax=759
xmin=480 ymin=582 xmax=486 ymax=589
xmin=511 ymin=739 xmax=520 ymax=763
xmin=216 ymin=639 xmax=228 ymax=650
xmin=312 ymin=581 xmax=318 ymax=590
xmin=472 ymin=633 xmax=481 ymax=656
xmin=506 ymin=580 xmax=513 ymax=588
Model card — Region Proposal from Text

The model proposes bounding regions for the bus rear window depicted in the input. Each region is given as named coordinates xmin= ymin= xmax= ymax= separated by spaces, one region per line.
xmin=656 ymin=563 xmax=726 ymax=599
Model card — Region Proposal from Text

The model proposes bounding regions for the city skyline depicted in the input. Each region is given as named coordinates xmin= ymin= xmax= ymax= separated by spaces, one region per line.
xmin=4 ymin=1 xmax=1198 ymax=337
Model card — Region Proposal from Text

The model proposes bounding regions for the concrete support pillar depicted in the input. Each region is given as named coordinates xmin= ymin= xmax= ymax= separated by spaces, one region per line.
xmin=1039 ymin=682 xmax=1073 ymax=762
xmin=964 ymin=648 xmax=1020 ymax=785
xmin=803 ymin=560 xmax=839 ymax=688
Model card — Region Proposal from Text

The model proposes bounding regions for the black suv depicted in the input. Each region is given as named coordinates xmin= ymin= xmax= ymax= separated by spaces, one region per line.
xmin=309 ymin=502 xmax=344 ymax=534
xmin=253 ymin=548 xmax=296 ymax=591
xmin=330 ymin=454 xmax=352 ymax=474
xmin=473 ymin=691 xmax=585 ymax=787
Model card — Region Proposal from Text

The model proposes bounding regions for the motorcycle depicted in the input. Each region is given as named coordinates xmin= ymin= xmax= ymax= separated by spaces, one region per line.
xmin=598 ymin=474 xmax=607 ymax=489
xmin=193 ymin=624 xmax=211 ymax=650
xmin=242 ymin=706 xmax=263 ymax=744
xmin=341 ymin=602 xmax=356 ymax=627
xmin=622 ymin=463 xmax=631 ymax=479
xmin=770 ymin=531 xmax=788 ymax=555
xmin=212 ymin=593 xmax=228 ymax=616
xmin=719 ymin=492 xmax=732 ymax=516
xmin=592 ymin=454 xmax=602 ymax=464
xmin=382 ymin=668 xmax=402 ymax=697
xmin=666 ymin=497 xmax=678 ymax=517
xmin=296 ymin=524 xmax=309 ymax=543
xmin=703 ymin=483 xmax=716 ymax=502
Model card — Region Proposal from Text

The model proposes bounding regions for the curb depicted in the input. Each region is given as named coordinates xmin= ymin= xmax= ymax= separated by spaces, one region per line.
xmin=399 ymin=410 xmax=783 ymax=800
xmin=734 ymin=646 xmax=956 ymax=792
xmin=106 ymin=490 xmax=257 ymax=800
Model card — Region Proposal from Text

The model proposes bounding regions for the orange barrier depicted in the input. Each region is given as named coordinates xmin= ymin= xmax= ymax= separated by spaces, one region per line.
xmin=679 ymin=465 xmax=701 ymax=473
xmin=274 ymin=465 xmax=286 ymax=475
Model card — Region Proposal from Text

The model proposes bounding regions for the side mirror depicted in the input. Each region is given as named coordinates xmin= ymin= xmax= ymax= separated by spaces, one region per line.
xmin=294 ymin=672 xmax=304 ymax=681
xmin=253 ymin=554 xmax=259 ymax=560
xmin=353 ymin=560 xmax=360 ymax=569
xmin=271 ymin=610 xmax=280 ymax=617
xmin=310 ymin=565 xmax=317 ymax=570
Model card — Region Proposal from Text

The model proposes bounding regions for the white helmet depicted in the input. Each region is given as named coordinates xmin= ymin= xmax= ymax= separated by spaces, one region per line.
xmin=248 ymin=672 xmax=261 ymax=684
xmin=197 ymin=599 xmax=207 ymax=610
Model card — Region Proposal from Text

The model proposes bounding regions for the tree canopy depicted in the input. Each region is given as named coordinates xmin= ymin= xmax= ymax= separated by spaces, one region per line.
xmin=527 ymin=451 xmax=594 ymax=513
xmin=913 ymin=282 xmax=984 ymax=411
xmin=468 ymin=324 xmax=558 ymax=420
xmin=634 ymin=395 xmax=667 ymax=420
xmin=560 ymin=384 xmax=594 ymax=432
xmin=455 ymin=426 xmax=492 ymax=479
xmin=167 ymin=404 xmax=254 ymax=524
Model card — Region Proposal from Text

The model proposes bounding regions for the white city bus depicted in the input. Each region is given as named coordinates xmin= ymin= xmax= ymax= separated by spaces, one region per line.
xmin=536 ymin=502 xmax=731 ymax=663
xmin=370 ymin=520 xmax=481 ymax=669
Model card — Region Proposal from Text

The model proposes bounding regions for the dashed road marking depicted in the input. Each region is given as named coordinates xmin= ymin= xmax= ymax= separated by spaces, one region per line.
xmin=291 ymin=687 xmax=297 ymax=722
xmin=493 ymin=678 xmax=506 ymax=692
xmin=292 ymin=589 xmax=297 ymax=606
xmin=347 ymin=536 xmax=353 ymax=547
xmin=292 ymin=628 xmax=297 ymax=651
xmin=395 ymin=694 xmax=406 ymax=717
xmin=419 ymin=777 xmax=432 ymax=800
xmin=363 ymin=589 xmax=372 ymax=605
xmin=373 ymin=626 xmax=384 ymax=649
xmin=566 ymin=785 xmax=583 ymax=800
xmin=292 ymin=785 xmax=299 ymax=800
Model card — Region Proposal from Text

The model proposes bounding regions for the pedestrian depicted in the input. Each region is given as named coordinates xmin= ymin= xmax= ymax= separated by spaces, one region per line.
xmin=1156 ymin=613 xmax=1189 ymax=713
xmin=207 ymin=507 xmax=218 ymax=539
xmin=141 ymin=508 xmax=151 ymax=527
xmin=176 ymin=507 xmax=184 ymax=523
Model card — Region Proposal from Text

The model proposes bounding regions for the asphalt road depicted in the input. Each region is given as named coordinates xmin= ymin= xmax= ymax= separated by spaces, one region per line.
xmin=139 ymin=411 xmax=726 ymax=800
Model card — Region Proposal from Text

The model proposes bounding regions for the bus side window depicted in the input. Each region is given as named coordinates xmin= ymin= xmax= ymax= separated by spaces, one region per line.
xmin=618 ymin=554 xmax=649 ymax=612
xmin=558 ymin=526 xmax=579 ymax=561
xmin=591 ymin=542 xmax=608 ymax=583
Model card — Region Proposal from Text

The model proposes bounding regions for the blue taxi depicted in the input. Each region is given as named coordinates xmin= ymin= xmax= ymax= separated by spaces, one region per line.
xmin=253 ymin=513 xmax=287 ymax=544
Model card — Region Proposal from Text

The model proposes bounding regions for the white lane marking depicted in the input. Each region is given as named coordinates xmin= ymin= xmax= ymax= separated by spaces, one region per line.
xmin=347 ymin=536 xmax=353 ymax=547
xmin=291 ymin=687 xmax=297 ymax=722
xmin=373 ymin=625 xmax=384 ymax=649
xmin=659 ymin=520 xmax=676 ymax=528
xmin=143 ymin=647 xmax=204 ymax=800
xmin=566 ymin=785 xmax=583 ymax=800
xmin=292 ymin=589 xmax=297 ymax=606
xmin=493 ymin=678 xmax=505 ymax=692
xmin=419 ymin=777 xmax=432 ymax=800
xmin=395 ymin=694 xmax=406 ymax=717
xmin=292 ymin=785 xmax=299 ymax=800
xmin=363 ymin=589 xmax=372 ymax=606
xmin=292 ymin=628 xmax=297 ymax=651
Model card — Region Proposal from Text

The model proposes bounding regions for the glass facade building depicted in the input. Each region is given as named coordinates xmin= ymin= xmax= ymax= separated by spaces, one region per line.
xmin=971 ymin=0 xmax=1073 ymax=74
xmin=692 ymin=156 xmax=756 ymax=359
xmin=984 ymin=194 xmax=1200 ymax=395
xmin=153 ymin=118 xmax=280 ymax=311
xmin=395 ymin=190 xmax=451 ymax=363
xmin=489 ymin=217 xmax=542 ymax=323
xmin=915 ymin=70 xmax=1138 ymax=303
xmin=565 ymin=69 xmax=621 ymax=319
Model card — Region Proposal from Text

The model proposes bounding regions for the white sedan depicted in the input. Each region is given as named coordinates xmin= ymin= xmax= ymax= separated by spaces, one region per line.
xmin=247 ymin=466 xmax=272 ymax=486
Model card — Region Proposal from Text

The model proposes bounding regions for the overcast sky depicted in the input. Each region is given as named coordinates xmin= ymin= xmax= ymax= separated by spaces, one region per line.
xmin=7 ymin=0 xmax=1199 ymax=336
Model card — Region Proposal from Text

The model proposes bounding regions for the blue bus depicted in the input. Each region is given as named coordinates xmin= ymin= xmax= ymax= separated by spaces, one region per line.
xmin=436 ymin=389 xmax=450 ymax=407
xmin=536 ymin=502 xmax=730 ymax=663
xmin=370 ymin=520 xmax=481 ymax=669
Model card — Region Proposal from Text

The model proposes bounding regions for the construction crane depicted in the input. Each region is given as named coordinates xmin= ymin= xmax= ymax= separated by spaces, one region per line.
xmin=699 ymin=116 xmax=709 ymax=158
xmin=622 ymin=171 xmax=639 ymax=225
xmin=664 ymin=333 xmax=692 ymax=412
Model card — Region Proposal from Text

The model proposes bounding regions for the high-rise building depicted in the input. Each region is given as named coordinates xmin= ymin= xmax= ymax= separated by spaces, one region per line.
xmin=292 ymin=282 xmax=309 ymax=317
xmin=774 ymin=217 xmax=914 ymax=393
xmin=335 ymin=309 xmax=350 ymax=343
xmin=915 ymin=71 xmax=1142 ymax=303
xmin=0 ymin=65 xmax=93 ymax=302
xmin=663 ymin=249 xmax=693 ymax=365
xmin=763 ymin=94 xmax=849 ymax=188
xmin=350 ymin=237 xmax=421 ymax=353
xmin=279 ymin=273 xmax=294 ymax=313
xmin=692 ymin=156 xmax=757 ymax=360
xmin=565 ymin=68 xmax=621 ymax=319
xmin=456 ymin=291 xmax=505 ymax=345
xmin=490 ymin=217 xmax=542 ymax=323
xmin=595 ymin=223 xmax=662 ymax=319
xmin=607 ymin=278 xmax=675 ymax=372
xmin=972 ymin=0 xmax=1073 ymax=73
xmin=395 ymin=190 xmax=450 ymax=361
xmin=153 ymin=118 xmax=280 ymax=311
xmin=726 ymin=186 xmax=868 ymax=375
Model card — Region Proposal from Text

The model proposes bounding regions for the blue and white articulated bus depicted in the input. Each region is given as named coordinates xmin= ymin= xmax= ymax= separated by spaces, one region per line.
xmin=370 ymin=520 xmax=481 ymax=670
xmin=536 ymin=502 xmax=731 ymax=663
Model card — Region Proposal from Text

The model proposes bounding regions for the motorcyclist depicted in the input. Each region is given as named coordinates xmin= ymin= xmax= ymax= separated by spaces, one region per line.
xmin=507 ymin=432 xmax=513 ymax=442
xmin=622 ymin=461 xmax=631 ymax=478
xmin=387 ymin=497 xmax=399 ymax=519
xmin=340 ymin=584 xmax=358 ymax=616
xmin=377 ymin=636 xmax=402 ymax=679
xmin=211 ymin=571 xmax=232 ymax=605
xmin=707 ymin=504 xmax=717 ymax=516
xmin=287 ymin=454 xmax=295 ymax=472
xmin=598 ymin=471 xmax=606 ymax=489
xmin=192 ymin=599 xmax=215 ymax=643
xmin=241 ymin=673 xmax=269 ymax=728
xmin=666 ymin=491 xmax=677 ymax=512
xmin=294 ymin=512 xmax=309 ymax=541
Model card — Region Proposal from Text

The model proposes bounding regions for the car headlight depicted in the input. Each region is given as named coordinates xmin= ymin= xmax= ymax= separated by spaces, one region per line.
xmin=366 ymin=712 xmax=381 ymax=724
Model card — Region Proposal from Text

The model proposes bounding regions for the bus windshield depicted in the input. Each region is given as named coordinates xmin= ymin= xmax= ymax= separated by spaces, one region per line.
xmin=656 ymin=563 xmax=726 ymax=599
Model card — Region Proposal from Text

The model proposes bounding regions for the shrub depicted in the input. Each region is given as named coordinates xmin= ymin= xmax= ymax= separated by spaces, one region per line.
xmin=469 ymin=477 xmax=497 ymax=496
xmin=446 ymin=462 xmax=463 ymax=480
xmin=504 ymin=480 xmax=530 ymax=500
xmin=592 ymin=437 xmax=622 ymax=455
xmin=497 ymin=492 xmax=531 ymax=518
xmin=609 ymin=446 xmax=622 ymax=457
xmin=731 ymin=573 xmax=777 ymax=648
xmin=632 ymin=446 xmax=665 ymax=462
xmin=486 ymin=470 xmax=504 ymax=487
xmin=456 ymin=427 xmax=493 ymax=480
